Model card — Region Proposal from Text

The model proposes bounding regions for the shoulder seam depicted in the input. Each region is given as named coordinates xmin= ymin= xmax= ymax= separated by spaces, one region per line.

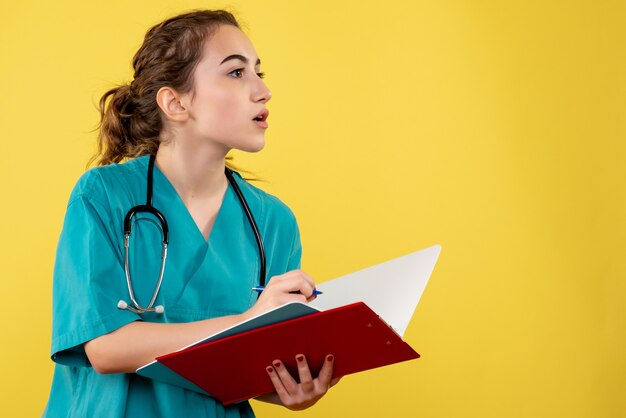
xmin=66 ymin=170 xmax=111 ymax=212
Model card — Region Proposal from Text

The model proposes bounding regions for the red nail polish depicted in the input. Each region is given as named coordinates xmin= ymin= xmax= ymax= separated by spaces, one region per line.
xmin=267 ymin=366 xmax=274 ymax=373
xmin=326 ymin=355 xmax=334 ymax=362
xmin=273 ymin=361 xmax=281 ymax=368
xmin=296 ymin=355 xmax=304 ymax=362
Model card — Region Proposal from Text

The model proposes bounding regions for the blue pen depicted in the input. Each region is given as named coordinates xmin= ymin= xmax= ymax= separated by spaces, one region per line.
xmin=251 ymin=286 xmax=323 ymax=295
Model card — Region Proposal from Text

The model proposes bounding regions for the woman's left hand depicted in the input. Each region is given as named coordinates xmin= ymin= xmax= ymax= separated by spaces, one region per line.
xmin=263 ymin=353 xmax=341 ymax=410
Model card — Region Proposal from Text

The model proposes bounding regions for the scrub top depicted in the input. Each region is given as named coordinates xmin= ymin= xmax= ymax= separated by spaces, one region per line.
xmin=44 ymin=155 xmax=302 ymax=418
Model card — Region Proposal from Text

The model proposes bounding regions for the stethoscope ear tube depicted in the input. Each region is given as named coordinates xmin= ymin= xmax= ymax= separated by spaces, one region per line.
xmin=122 ymin=226 xmax=168 ymax=314
xmin=119 ymin=155 xmax=170 ymax=315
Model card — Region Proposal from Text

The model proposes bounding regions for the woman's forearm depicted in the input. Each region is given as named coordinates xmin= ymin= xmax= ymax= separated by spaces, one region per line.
xmin=84 ymin=270 xmax=317 ymax=375
xmin=84 ymin=314 xmax=247 ymax=374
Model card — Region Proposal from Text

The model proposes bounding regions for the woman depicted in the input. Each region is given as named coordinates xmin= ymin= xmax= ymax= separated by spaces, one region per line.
xmin=44 ymin=9 xmax=337 ymax=417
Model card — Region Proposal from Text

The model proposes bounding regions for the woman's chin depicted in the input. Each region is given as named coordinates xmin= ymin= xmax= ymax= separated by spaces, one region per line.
xmin=237 ymin=138 xmax=266 ymax=153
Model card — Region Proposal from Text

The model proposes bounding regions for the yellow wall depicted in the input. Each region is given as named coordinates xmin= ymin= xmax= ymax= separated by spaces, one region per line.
xmin=1 ymin=0 xmax=624 ymax=416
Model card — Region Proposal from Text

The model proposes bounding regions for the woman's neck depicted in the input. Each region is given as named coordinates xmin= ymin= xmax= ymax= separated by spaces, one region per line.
xmin=154 ymin=141 xmax=229 ymax=202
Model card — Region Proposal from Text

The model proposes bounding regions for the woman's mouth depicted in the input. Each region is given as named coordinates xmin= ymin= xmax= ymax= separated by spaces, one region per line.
xmin=253 ymin=109 xmax=269 ymax=129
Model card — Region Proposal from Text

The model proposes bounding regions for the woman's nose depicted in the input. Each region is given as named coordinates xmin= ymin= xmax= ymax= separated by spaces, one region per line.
xmin=254 ymin=79 xmax=272 ymax=103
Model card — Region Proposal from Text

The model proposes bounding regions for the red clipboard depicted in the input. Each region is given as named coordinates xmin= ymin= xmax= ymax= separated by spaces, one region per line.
xmin=157 ymin=302 xmax=420 ymax=405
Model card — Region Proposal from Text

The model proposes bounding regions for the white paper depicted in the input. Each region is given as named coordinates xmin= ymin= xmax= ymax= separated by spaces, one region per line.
xmin=309 ymin=244 xmax=441 ymax=337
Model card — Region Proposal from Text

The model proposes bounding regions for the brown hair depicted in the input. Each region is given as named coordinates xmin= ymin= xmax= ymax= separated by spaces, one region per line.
xmin=92 ymin=9 xmax=249 ymax=173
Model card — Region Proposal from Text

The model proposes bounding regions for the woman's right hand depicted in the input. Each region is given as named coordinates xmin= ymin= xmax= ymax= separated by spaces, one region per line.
xmin=244 ymin=270 xmax=318 ymax=319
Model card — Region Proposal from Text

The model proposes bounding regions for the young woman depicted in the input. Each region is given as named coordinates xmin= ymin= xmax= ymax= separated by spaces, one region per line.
xmin=44 ymin=9 xmax=338 ymax=417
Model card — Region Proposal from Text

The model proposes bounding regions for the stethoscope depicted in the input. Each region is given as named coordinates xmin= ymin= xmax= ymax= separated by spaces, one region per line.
xmin=117 ymin=154 xmax=266 ymax=315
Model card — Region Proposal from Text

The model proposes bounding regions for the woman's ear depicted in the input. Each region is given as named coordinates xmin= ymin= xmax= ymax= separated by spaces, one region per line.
xmin=156 ymin=86 xmax=189 ymax=122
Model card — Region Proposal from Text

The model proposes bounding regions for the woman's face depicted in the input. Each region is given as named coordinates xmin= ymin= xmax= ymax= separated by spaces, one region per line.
xmin=182 ymin=24 xmax=272 ymax=153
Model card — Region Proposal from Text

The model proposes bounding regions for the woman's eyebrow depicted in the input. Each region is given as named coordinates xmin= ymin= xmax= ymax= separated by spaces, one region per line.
xmin=220 ymin=54 xmax=261 ymax=66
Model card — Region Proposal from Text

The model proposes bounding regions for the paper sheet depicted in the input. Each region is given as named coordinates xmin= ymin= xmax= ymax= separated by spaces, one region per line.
xmin=309 ymin=244 xmax=441 ymax=337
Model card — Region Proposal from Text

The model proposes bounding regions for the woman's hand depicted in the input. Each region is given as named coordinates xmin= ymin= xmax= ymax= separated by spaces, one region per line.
xmin=244 ymin=270 xmax=318 ymax=320
xmin=262 ymin=353 xmax=341 ymax=411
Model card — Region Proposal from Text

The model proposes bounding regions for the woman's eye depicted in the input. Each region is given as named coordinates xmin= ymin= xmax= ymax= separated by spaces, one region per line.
xmin=228 ymin=69 xmax=266 ymax=79
xmin=229 ymin=68 xmax=244 ymax=78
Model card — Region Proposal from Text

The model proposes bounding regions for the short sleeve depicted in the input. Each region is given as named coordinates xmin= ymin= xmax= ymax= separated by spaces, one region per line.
xmin=50 ymin=192 xmax=140 ymax=367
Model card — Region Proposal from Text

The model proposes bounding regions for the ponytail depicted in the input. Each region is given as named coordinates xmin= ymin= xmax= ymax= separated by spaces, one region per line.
xmin=93 ymin=83 xmax=161 ymax=166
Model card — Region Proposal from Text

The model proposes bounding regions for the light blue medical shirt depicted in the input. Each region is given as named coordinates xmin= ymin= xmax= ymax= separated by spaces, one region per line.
xmin=44 ymin=155 xmax=302 ymax=417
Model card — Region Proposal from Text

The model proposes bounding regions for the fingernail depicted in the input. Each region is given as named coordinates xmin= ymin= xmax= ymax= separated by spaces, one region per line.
xmin=273 ymin=361 xmax=281 ymax=368
xmin=296 ymin=355 xmax=304 ymax=362
xmin=326 ymin=354 xmax=334 ymax=362
xmin=266 ymin=366 xmax=274 ymax=373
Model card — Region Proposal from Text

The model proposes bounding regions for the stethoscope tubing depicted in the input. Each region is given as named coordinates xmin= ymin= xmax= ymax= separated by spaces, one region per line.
xmin=225 ymin=168 xmax=266 ymax=287
xmin=118 ymin=154 xmax=265 ymax=315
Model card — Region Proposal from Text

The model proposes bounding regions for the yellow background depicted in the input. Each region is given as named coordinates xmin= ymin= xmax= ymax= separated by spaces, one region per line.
xmin=1 ymin=0 xmax=624 ymax=417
